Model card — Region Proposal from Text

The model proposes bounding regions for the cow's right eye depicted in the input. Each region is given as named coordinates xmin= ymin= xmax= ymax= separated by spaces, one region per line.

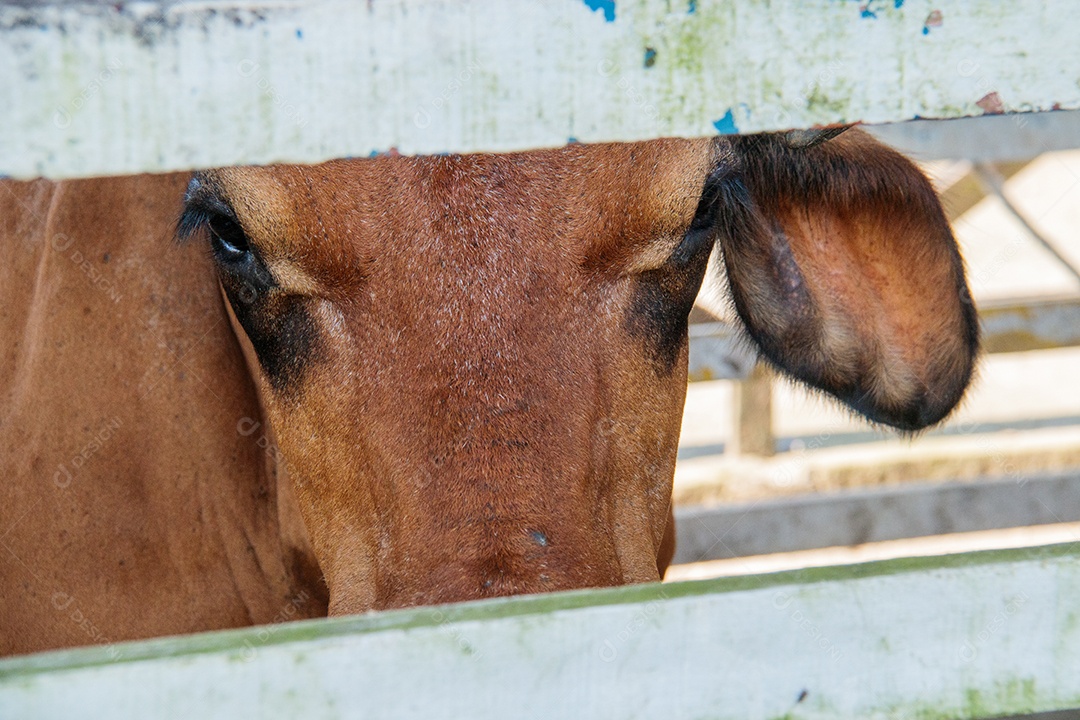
xmin=207 ymin=215 xmax=250 ymax=263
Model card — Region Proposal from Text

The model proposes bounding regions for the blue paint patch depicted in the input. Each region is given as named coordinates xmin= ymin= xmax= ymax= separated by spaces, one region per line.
xmin=922 ymin=26 xmax=929 ymax=34
xmin=295 ymin=28 xmax=303 ymax=39
xmin=712 ymin=109 xmax=738 ymax=135
xmin=583 ymin=0 xmax=616 ymax=22
xmin=567 ymin=137 xmax=580 ymax=144
xmin=687 ymin=0 xmax=697 ymax=13
xmin=643 ymin=47 xmax=657 ymax=68
xmin=856 ymin=0 xmax=901 ymax=18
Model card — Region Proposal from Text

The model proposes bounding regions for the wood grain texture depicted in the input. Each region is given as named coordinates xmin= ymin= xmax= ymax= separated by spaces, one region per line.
xmin=2 ymin=0 xmax=1078 ymax=178
xmin=2 ymin=544 xmax=1079 ymax=719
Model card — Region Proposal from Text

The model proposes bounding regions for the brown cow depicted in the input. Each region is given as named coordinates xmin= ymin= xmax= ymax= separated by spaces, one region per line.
xmin=0 ymin=130 xmax=977 ymax=656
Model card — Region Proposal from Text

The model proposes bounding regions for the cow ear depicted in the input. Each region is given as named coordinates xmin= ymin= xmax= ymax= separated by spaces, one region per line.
xmin=714 ymin=129 xmax=979 ymax=431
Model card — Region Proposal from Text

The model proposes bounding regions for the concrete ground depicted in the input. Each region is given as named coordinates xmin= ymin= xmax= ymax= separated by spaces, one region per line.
xmin=671 ymin=147 xmax=1080 ymax=573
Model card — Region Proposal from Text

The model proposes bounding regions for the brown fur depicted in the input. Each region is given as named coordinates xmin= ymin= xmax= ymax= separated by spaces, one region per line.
xmin=0 ymin=131 xmax=977 ymax=655
xmin=0 ymin=174 xmax=326 ymax=656
xmin=717 ymin=132 xmax=978 ymax=429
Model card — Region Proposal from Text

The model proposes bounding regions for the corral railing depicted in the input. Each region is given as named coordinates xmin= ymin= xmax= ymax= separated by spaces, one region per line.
xmin=678 ymin=110 xmax=1080 ymax=567
xmin=3 ymin=544 xmax=1080 ymax=719
xmin=688 ymin=109 xmax=1080 ymax=454
xmin=3 ymin=1 xmax=1079 ymax=718
xmin=1 ymin=0 xmax=1077 ymax=179
xmin=688 ymin=293 xmax=1080 ymax=449
xmin=682 ymin=111 xmax=1080 ymax=561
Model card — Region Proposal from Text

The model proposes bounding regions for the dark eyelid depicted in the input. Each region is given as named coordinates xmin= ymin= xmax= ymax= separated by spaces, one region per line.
xmin=200 ymin=196 xmax=238 ymax=222
xmin=189 ymin=196 xmax=240 ymax=232
xmin=177 ymin=174 xmax=242 ymax=241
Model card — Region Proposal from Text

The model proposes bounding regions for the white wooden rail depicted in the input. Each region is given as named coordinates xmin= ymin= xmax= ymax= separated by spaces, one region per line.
xmin=5 ymin=2 xmax=1080 ymax=718
xmin=2 ymin=0 xmax=1079 ymax=179
xmin=865 ymin=108 xmax=1080 ymax=162
xmin=674 ymin=470 xmax=1080 ymax=564
xmin=2 ymin=544 xmax=1079 ymax=719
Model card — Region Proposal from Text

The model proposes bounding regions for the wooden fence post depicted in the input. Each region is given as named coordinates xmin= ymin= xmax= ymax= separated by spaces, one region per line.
xmin=730 ymin=362 xmax=774 ymax=457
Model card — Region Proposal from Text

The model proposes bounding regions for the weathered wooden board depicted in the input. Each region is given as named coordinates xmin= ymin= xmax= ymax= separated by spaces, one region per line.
xmin=674 ymin=471 xmax=1080 ymax=564
xmin=865 ymin=109 xmax=1080 ymax=162
xmin=2 ymin=544 xmax=1079 ymax=719
xmin=980 ymin=296 xmax=1080 ymax=354
xmin=2 ymin=0 xmax=1078 ymax=179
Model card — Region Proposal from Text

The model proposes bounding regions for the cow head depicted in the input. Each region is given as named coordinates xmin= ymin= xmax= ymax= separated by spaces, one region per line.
xmin=178 ymin=130 xmax=977 ymax=614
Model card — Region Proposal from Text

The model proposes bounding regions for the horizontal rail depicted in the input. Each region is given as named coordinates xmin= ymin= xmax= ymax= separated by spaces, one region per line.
xmin=979 ymin=297 xmax=1080 ymax=354
xmin=864 ymin=109 xmax=1080 ymax=163
xmin=2 ymin=544 xmax=1079 ymax=719
xmin=686 ymin=321 xmax=755 ymax=381
xmin=673 ymin=470 xmax=1080 ymax=564
xmin=3 ymin=0 xmax=1078 ymax=178
xmin=689 ymin=295 xmax=1080 ymax=381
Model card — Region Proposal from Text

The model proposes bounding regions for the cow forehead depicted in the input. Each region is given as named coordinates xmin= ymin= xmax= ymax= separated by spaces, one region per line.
xmin=195 ymin=138 xmax=724 ymax=401
xmin=203 ymin=138 xmax=722 ymax=282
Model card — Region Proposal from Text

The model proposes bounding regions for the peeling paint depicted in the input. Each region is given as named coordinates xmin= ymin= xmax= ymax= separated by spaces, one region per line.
xmin=977 ymin=91 xmax=1006 ymax=114
xmin=923 ymin=9 xmax=943 ymax=34
xmin=1 ymin=0 xmax=1078 ymax=178
xmin=583 ymin=0 xmax=615 ymax=22
xmin=855 ymin=0 xmax=906 ymax=20
xmin=713 ymin=109 xmax=738 ymax=134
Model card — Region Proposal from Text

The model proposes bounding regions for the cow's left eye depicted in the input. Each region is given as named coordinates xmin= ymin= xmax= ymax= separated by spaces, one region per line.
xmin=207 ymin=214 xmax=250 ymax=263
